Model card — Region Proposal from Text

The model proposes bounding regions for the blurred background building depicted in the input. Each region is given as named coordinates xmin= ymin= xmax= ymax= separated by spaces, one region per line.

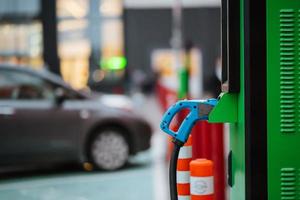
xmin=0 ymin=0 xmax=223 ymax=200
xmin=0 ymin=0 xmax=125 ymax=91
xmin=0 ymin=0 xmax=221 ymax=96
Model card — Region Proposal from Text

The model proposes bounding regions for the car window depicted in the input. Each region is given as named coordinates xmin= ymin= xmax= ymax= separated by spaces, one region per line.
xmin=0 ymin=70 xmax=55 ymax=100
xmin=63 ymin=88 xmax=84 ymax=100
xmin=0 ymin=72 xmax=15 ymax=99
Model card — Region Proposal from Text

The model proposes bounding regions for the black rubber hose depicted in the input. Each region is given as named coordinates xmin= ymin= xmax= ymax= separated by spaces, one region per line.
xmin=170 ymin=140 xmax=183 ymax=200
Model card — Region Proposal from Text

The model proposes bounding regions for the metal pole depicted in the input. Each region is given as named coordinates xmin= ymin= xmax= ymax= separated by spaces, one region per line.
xmin=88 ymin=0 xmax=101 ymax=85
xmin=172 ymin=0 xmax=183 ymax=73
xmin=41 ymin=0 xmax=60 ymax=75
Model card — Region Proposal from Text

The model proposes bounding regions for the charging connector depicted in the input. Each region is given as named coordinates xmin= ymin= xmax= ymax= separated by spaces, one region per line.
xmin=160 ymin=99 xmax=218 ymax=200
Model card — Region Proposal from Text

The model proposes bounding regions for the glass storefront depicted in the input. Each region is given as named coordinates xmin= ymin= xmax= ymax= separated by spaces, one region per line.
xmin=57 ymin=0 xmax=125 ymax=90
xmin=57 ymin=0 xmax=90 ymax=89
xmin=0 ymin=0 xmax=43 ymax=69
xmin=0 ymin=23 xmax=43 ymax=68
xmin=0 ymin=0 xmax=126 ymax=91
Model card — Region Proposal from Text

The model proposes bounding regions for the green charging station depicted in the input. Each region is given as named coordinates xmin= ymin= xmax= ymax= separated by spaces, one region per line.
xmin=209 ymin=0 xmax=300 ymax=199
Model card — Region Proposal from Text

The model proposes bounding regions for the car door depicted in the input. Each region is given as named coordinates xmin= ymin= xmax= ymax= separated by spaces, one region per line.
xmin=0 ymin=71 xmax=23 ymax=164
xmin=0 ymin=69 xmax=82 ymax=165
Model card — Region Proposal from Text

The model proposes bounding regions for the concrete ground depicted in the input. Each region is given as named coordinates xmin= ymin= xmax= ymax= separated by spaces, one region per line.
xmin=0 ymin=94 xmax=169 ymax=200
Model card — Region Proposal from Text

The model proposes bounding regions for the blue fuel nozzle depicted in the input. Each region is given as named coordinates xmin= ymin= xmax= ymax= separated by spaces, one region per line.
xmin=160 ymin=99 xmax=218 ymax=144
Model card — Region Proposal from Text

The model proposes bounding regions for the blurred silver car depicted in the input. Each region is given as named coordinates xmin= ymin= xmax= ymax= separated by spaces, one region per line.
xmin=0 ymin=65 xmax=152 ymax=170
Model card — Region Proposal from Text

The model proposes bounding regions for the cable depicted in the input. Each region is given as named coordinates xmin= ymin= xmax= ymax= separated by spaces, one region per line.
xmin=169 ymin=139 xmax=183 ymax=200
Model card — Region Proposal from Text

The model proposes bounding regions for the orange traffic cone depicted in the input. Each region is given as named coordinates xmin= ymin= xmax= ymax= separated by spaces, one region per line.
xmin=177 ymin=136 xmax=193 ymax=200
xmin=190 ymin=159 xmax=214 ymax=200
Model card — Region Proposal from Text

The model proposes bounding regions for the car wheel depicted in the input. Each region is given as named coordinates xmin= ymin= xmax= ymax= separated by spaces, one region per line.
xmin=89 ymin=128 xmax=130 ymax=170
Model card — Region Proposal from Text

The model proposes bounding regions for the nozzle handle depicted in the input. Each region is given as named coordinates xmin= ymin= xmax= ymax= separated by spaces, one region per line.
xmin=160 ymin=100 xmax=201 ymax=143
xmin=160 ymin=99 xmax=218 ymax=143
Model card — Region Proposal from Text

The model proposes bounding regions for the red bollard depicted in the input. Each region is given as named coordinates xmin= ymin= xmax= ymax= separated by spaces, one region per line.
xmin=211 ymin=124 xmax=225 ymax=200
xmin=192 ymin=122 xmax=226 ymax=200
xmin=192 ymin=122 xmax=212 ymax=159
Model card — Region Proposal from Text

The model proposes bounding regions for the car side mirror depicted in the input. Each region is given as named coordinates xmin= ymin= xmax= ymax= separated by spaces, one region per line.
xmin=54 ymin=88 xmax=66 ymax=106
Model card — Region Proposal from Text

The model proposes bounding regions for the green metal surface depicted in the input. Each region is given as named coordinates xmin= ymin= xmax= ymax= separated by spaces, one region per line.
xmin=208 ymin=92 xmax=238 ymax=123
xmin=267 ymin=0 xmax=300 ymax=199
xmin=229 ymin=0 xmax=246 ymax=198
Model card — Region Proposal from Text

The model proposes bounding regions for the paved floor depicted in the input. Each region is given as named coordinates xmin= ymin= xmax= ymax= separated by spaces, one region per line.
xmin=0 ymin=94 xmax=169 ymax=200
xmin=0 ymin=157 xmax=153 ymax=200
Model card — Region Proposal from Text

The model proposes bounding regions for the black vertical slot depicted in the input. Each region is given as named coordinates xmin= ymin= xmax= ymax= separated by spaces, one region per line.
xmin=227 ymin=0 xmax=240 ymax=93
xmin=244 ymin=0 xmax=267 ymax=198
xmin=221 ymin=0 xmax=228 ymax=86
xmin=221 ymin=0 xmax=240 ymax=93
xmin=228 ymin=150 xmax=233 ymax=187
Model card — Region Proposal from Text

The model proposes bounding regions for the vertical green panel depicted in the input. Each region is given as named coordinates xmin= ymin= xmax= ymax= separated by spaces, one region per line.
xmin=267 ymin=0 xmax=300 ymax=199
xmin=230 ymin=0 xmax=246 ymax=199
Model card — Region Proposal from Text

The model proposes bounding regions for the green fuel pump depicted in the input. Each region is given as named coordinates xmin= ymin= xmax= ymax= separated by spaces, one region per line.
xmin=161 ymin=0 xmax=300 ymax=199
xmin=218 ymin=0 xmax=300 ymax=199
